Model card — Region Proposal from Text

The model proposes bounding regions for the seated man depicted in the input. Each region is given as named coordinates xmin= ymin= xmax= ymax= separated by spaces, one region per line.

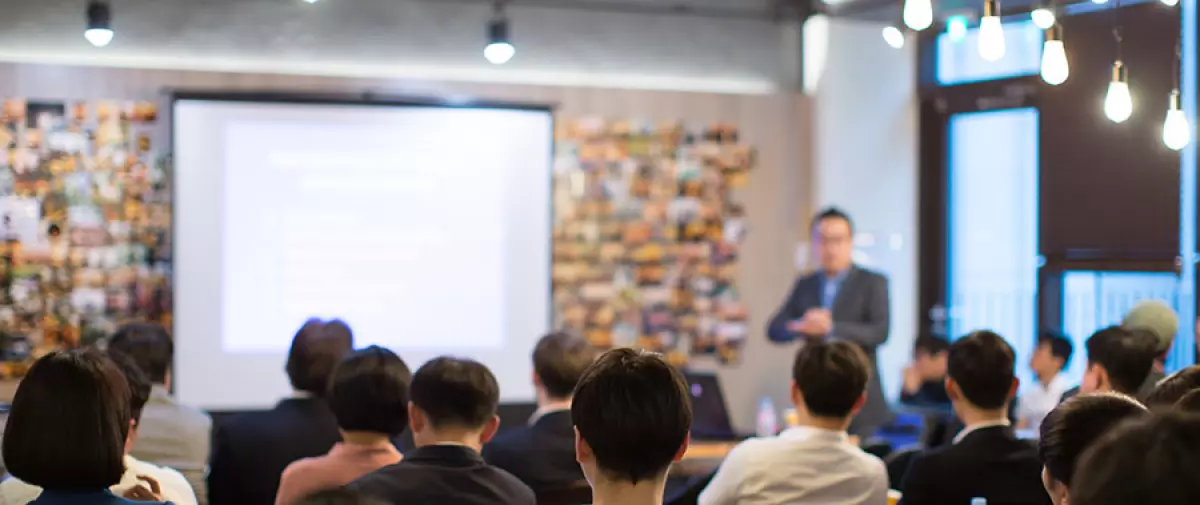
xmin=1121 ymin=300 xmax=1178 ymax=397
xmin=900 ymin=330 xmax=1051 ymax=505
xmin=1071 ymin=411 xmax=1200 ymax=505
xmin=700 ymin=341 xmax=887 ymax=505
xmin=484 ymin=332 xmax=596 ymax=494
xmin=1017 ymin=332 xmax=1074 ymax=431
xmin=900 ymin=335 xmax=951 ymax=407
xmin=1038 ymin=393 xmax=1146 ymax=505
xmin=350 ymin=357 xmax=534 ymax=505
xmin=572 ymin=348 xmax=691 ymax=505
xmin=209 ymin=319 xmax=354 ymax=505
xmin=1143 ymin=365 xmax=1200 ymax=408
xmin=1060 ymin=326 xmax=1159 ymax=403
xmin=108 ymin=322 xmax=213 ymax=505
xmin=0 ymin=350 xmax=197 ymax=505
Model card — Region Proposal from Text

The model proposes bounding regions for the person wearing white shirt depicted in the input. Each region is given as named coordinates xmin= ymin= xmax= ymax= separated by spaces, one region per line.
xmin=699 ymin=341 xmax=887 ymax=505
xmin=1017 ymin=333 xmax=1074 ymax=433
xmin=0 ymin=455 xmax=197 ymax=505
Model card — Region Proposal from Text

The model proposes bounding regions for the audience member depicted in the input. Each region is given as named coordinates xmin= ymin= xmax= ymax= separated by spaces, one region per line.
xmin=1121 ymin=300 xmax=1179 ymax=397
xmin=2 ymin=349 xmax=170 ymax=505
xmin=1080 ymin=326 xmax=1159 ymax=396
xmin=1037 ymin=393 xmax=1146 ymax=505
xmin=208 ymin=319 xmax=353 ymax=505
xmin=1174 ymin=389 xmax=1200 ymax=412
xmin=1 ymin=350 xmax=196 ymax=504
xmin=108 ymin=322 xmax=212 ymax=505
xmin=700 ymin=341 xmax=886 ymax=505
xmin=572 ymin=348 xmax=691 ymax=505
xmin=1070 ymin=411 xmax=1200 ymax=505
xmin=275 ymin=346 xmax=411 ymax=505
xmin=899 ymin=330 xmax=1050 ymax=505
xmin=1017 ymin=332 xmax=1074 ymax=430
xmin=350 ymin=357 xmax=534 ymax=505
xmin=292 ymin=489 xmax=384 ymax=505
xmin=484 ymin=332 xmax=596 ymax=494
xmin=1143 ymin=364 xmax=1200 ymax=408
xmin=899 ymin=335 xmax=951 ymax=407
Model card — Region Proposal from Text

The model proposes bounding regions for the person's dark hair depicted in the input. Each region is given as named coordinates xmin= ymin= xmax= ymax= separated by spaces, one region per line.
xmin=108 ymin=349 xmax=152 ymax=424
xmin=947 ymin=330 xmax=1015 ymax=409
xmin=294 ymin=488 xmax=387 ymax=505
xmin=1175 ymin=389 xmax=1200 ymax=413
xmin=1038 ymin=393 xmax=1146 ymax=486
xmin=811 ymin=207 xmax=854 ymax=234
xmin=913 ymin=334 xmax=951 ymax=357
xmin=327 ymin=345 xmax=412 ymax=436
xmin=1085 ymin=326 xmax=1159 ymax=395
xmin=572 ymin=348 xmax=690 ymax=485
xmin=108 ymin=322 xmax=173 ymax=383
xmin=3 ymin=349 xmax=130 ymax=491
xmin=533 ymin=331 xmax=597 ymax=399
xmin=1144 ymin=365 xmax=1200 ymax=408
xmin=287 ymin=318 xmax=355 ymax=396
xmin=1071 ymin=411 xmax=1200 ymax=505
xmin=410 ymin=357 xmax=499 ymax=429
xmin=1038 ymin=331 xmax=1075 ymax=370
xmin=792 ymin=340 xmax=870 ymax=418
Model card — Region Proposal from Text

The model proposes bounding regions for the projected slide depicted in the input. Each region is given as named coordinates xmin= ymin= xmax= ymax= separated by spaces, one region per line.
xmin=173 ymin=99 xmax=551 ymax=408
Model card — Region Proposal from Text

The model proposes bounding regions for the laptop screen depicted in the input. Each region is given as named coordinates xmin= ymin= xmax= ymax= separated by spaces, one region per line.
xmin=684 ymin=371 xmax=736 ymax=439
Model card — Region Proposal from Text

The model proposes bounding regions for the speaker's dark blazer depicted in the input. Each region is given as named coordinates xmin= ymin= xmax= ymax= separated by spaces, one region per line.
xmin=767 ymin=266 xmax=891 ymax=437
xmin=899 ymin=425 xmax=1052 ymax=505
xmin=207 ymin=398 xmax=341 ymax=505
xmin=482 ymin=410 xmax=584 ymax=495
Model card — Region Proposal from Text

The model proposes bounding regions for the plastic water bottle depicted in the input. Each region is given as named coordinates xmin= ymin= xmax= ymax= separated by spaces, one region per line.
xmin=970 ymin=498 xmax=987 ymax=505
xmin=756 ymin=396 xmax=778 ymax=437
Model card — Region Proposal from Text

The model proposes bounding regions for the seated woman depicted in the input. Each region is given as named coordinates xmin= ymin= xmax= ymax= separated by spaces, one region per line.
xmin=2 ymin=349 xmax=172 ymax=505
xmin=274 ymin=346 xmax=412 ymax=505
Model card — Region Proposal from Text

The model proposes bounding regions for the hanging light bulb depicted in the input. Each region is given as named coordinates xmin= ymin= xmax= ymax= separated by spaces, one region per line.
xmin=947 ymin=15 xmax=970 ymax=43
xmin=1104 ymin=61 xmax=1133 ymax=123
xmin=1040 ymin=25 xmax=1069 ymax=85
xmin=903 ymin=0 xmax=934 ymax=30
xmin=978 ymin=0 xmax=1006 ymax=62
xmin=483 ymin=3 xmax=515 ymax=65
xmin=1161 ymin=0 xmax=1180 ymax=5
xmin=1163 ymin=90 xmax=1190 ymax=150
xmin=882 ymin=25 xmax=906 ymax=49
xmin=84 ymin=1 xmax=114 ymax=48
xmin=1031 ymin=8 xmax=1056 ymax=30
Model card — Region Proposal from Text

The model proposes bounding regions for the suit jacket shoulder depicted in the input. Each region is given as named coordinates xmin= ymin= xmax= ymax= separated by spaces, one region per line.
xmin=901 ymin=427 xmax=1049 ymax=505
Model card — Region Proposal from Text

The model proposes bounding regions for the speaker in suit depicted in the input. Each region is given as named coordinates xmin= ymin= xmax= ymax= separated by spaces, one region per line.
xmin=207 ymin=397 xmax=342 ymax=505
xmin=483 ymin=409 xmax=583 ymax=495
xmin=899 ymin=424 xmax=1051 ymax=505
xmin=768 ymin=265 xmax=891 ymax=437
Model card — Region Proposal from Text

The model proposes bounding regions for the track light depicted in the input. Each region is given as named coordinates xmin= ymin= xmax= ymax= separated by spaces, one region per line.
xmin=1163 ymin=90 xmax=1190 ymax=150
xmin=85 ymin=1 xmax=113 ymax=48
xmin=978 ymin=0 xmax=1006 ymax=62
xmin=1031 ymin=8 xmax=1056 ymax=30
xmin=1104 ymin=61 xmax=1133 ymax=123
xmin=903 ymin=0 xmax=933 ymax=30
xmin=882 ymin=25 xmax=905 ymax=49
xmin=1040 ymin=24 xmax=1068 ymax=85
xmin=484 ymin=3 xmax=515 ymax=65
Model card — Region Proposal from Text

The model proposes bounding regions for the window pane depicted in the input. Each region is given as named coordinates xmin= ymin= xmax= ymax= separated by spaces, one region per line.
xmin=937 ymin=20 xmax=1043 ymax=85
xmin=1062 ymin=271 xmax=1181 ymax=384
xmin=948 ymin=108 xmax=1039 ymax=389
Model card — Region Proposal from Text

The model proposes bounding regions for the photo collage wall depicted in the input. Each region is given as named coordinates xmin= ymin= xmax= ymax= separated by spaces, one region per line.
xmin=0 ymin=97 xmax=172 ymax=378
xmin=552 ymin=118 xmax=755 ymax=365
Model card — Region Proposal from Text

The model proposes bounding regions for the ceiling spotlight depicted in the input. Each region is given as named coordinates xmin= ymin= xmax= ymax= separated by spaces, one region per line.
xmin=484 ymin=4 xmax=515 ymax=65
xmin=85 ymin=1 xmax=113 ymax=48
xmin=303 ymin=0 xmax=321 ymax=3
xmin=882 ymin=25 xmax=905 ymax=49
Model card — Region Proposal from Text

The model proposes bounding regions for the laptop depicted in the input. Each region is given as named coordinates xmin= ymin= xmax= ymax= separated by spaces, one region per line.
xmin=683 ymin=371 xmax=740 ymax=441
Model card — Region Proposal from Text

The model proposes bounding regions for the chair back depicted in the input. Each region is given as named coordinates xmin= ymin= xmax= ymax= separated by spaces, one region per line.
xmin=536 ymin=480 xmax=592 ymax=505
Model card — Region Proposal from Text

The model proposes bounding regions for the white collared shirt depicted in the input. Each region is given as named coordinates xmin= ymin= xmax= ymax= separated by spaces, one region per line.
xmin=698 ymin=425 xmax=888 ymax=505
xmin=0 ymin=455 xmax=198 ymax=505
xmin=1016 ymin=373 xmax=1072 ymax=434
xmin=527 ymin=403 xmax=571 ymax=426
xmin=952 ymin=419 xmax=1012 ymax=445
